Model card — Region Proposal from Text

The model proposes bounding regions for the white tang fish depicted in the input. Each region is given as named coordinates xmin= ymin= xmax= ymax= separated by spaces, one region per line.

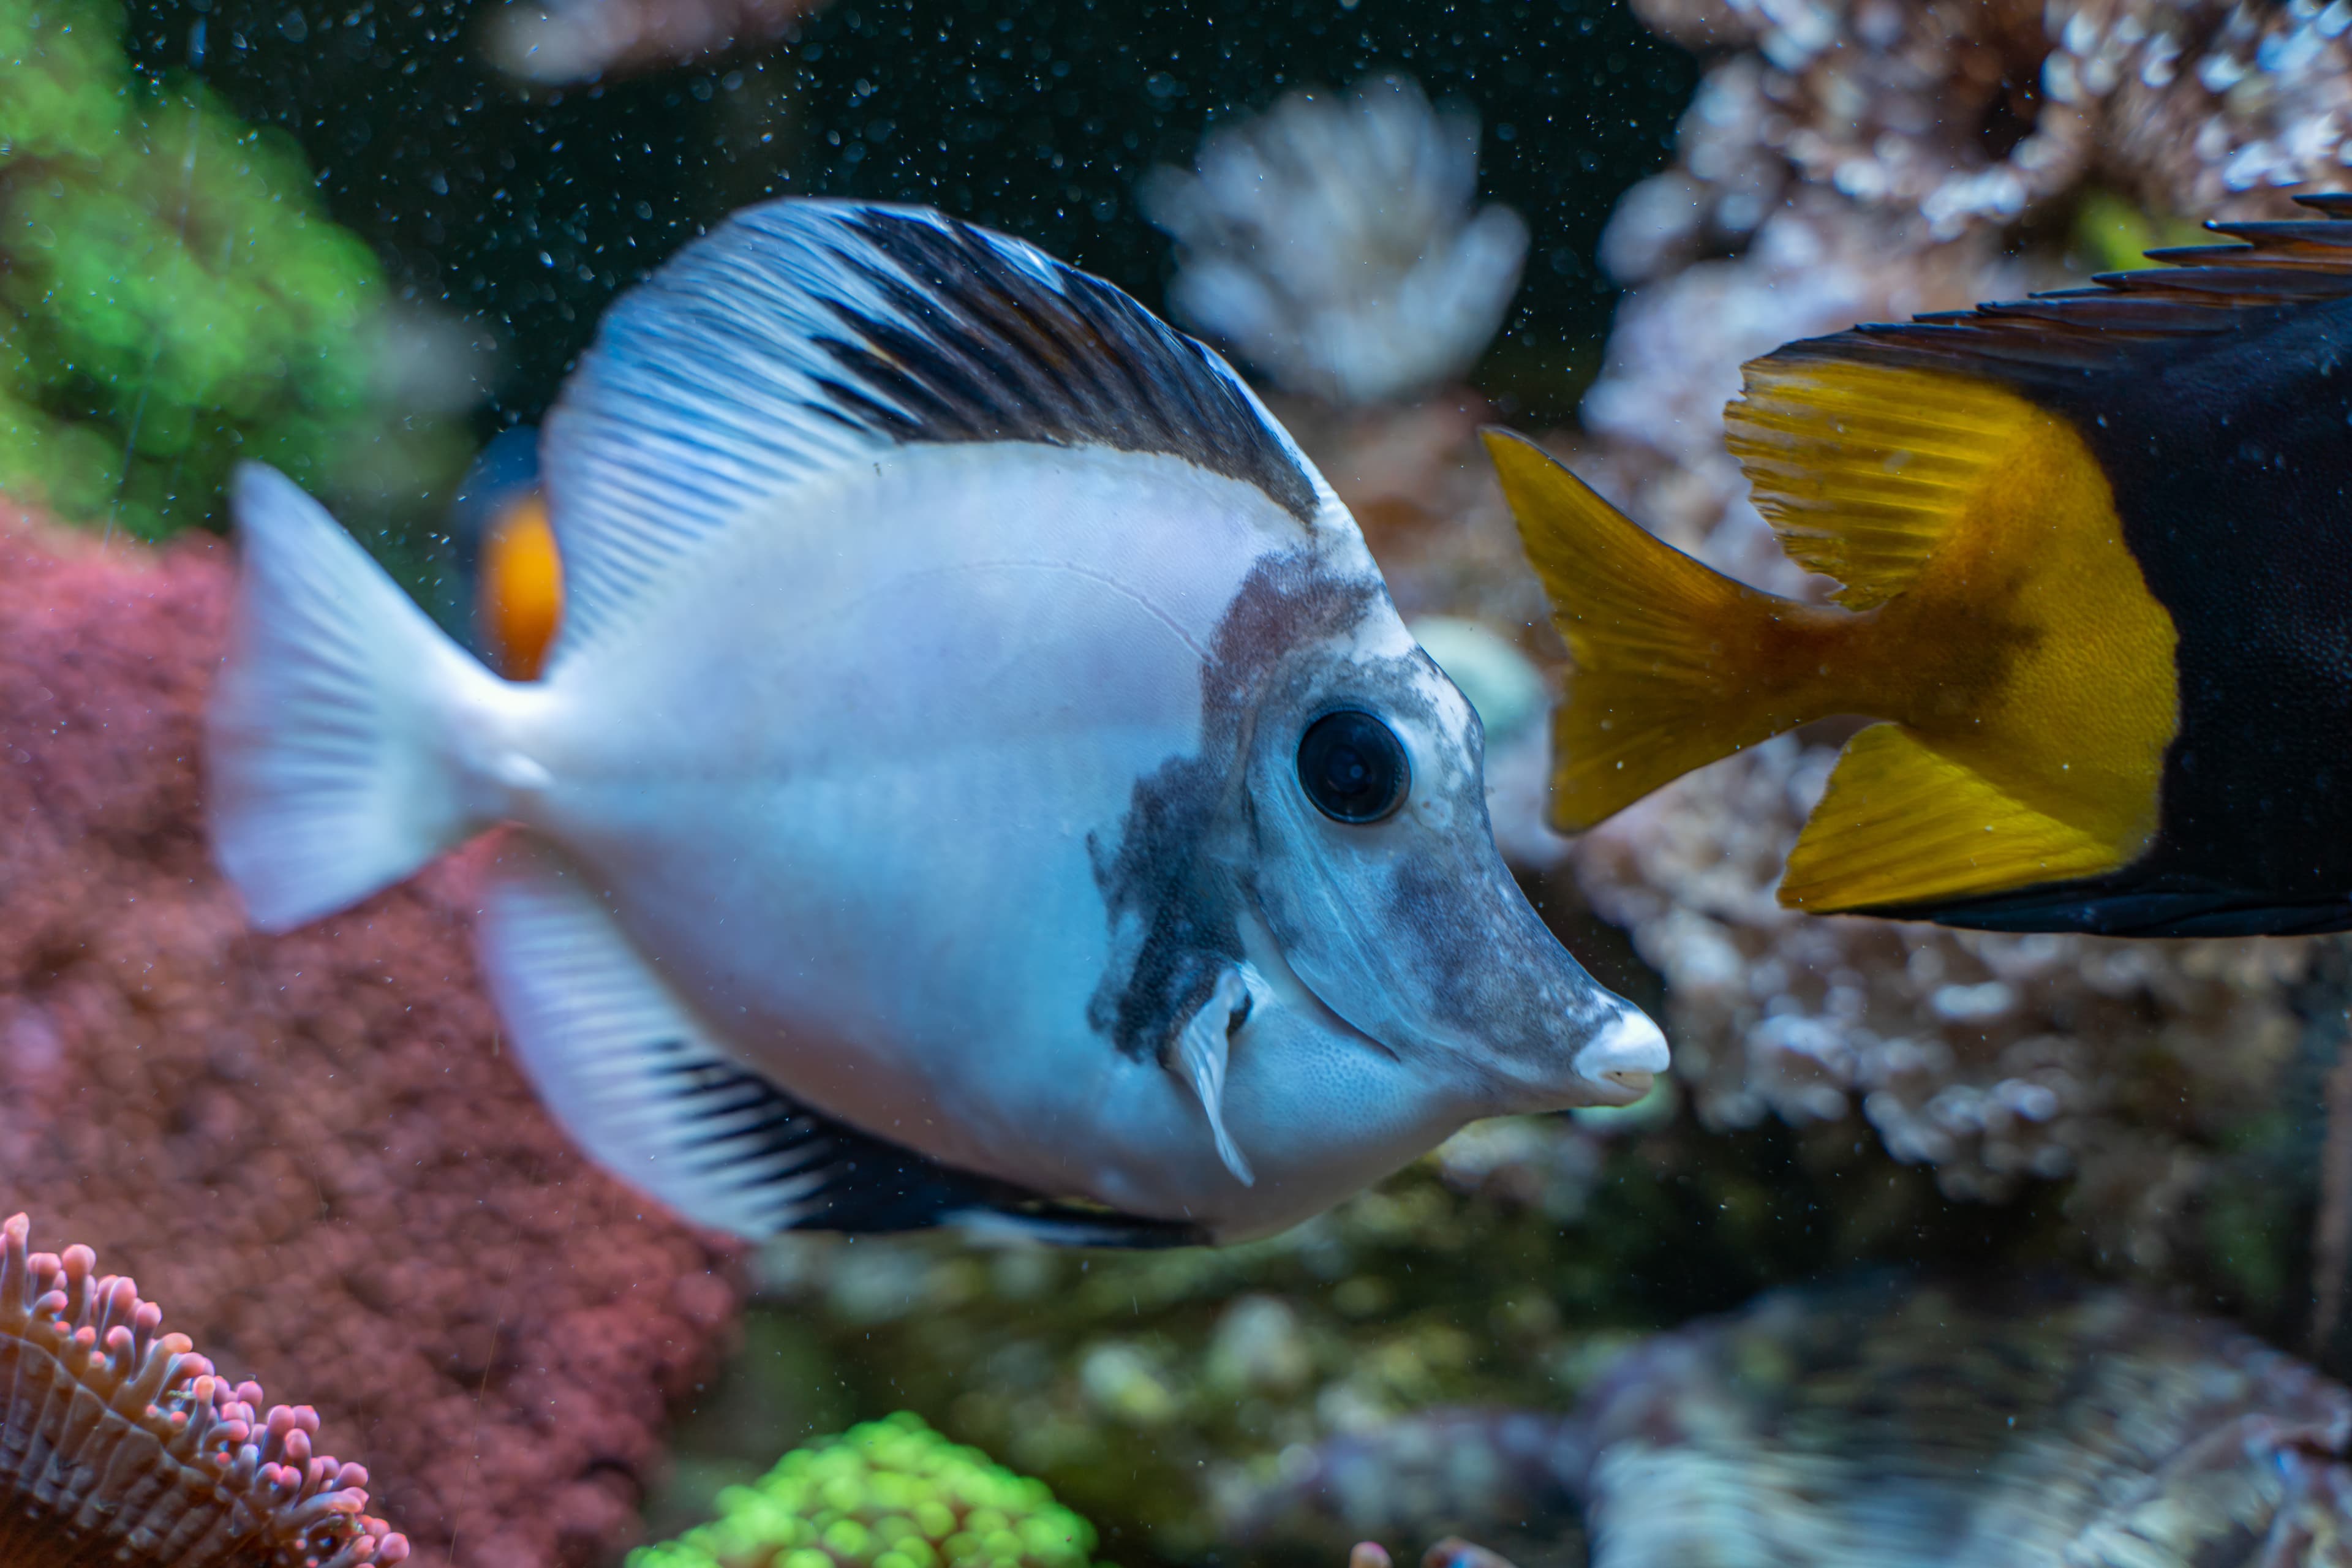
xmin=205 ymin=200 xmax=1668 ymax=1246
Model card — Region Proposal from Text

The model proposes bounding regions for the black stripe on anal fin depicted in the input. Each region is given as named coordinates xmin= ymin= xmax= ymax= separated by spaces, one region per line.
xmin=644 ymin=1041 xmax=1210 ymax=1246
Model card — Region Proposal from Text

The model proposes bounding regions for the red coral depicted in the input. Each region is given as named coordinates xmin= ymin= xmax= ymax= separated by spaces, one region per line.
xmin=0 ymin=513 xmax=747 ymax=1567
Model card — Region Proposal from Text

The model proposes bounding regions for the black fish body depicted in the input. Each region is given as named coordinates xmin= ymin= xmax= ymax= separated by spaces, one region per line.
xmin=1991 ymin=288 xmax=2352 ymax=932
xmin=1491 ymin=196 xmax=2352 ymax=937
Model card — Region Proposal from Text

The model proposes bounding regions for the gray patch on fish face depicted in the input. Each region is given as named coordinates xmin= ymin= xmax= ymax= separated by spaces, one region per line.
xmin=1379 ymin=848 xmax=1618 ymax=1052
xmin=1086 ymin=551 xmax=1382 ymax=1058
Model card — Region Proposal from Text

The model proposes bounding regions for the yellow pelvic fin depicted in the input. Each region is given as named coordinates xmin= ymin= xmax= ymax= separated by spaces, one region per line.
xmin=1727 ymin=358 xmax=2054 ymax=609
xmin=1484 ymin=430 xmax=1852 ymax=833
xmin=1781 ymin=724 xmax=2128 ymax=914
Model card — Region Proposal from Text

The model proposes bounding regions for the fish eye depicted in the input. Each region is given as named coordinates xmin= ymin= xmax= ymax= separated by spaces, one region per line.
xmin=1296 ymin=709 xmax=1410 ymax=824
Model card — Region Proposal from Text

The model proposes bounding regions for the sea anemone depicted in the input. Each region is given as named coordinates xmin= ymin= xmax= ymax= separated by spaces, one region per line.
xmin=1141 ymin=74 xmax=1528 ymax=407
xmin=0 ymin=1213 xmax=409 ymax=1568
xmin=631 ymin=1412 xmax=1101 ymax=1568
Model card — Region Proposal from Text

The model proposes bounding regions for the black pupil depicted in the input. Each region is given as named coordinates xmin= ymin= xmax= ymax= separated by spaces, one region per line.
xmin=1297 ymin=710 xmax=1408 ymax=824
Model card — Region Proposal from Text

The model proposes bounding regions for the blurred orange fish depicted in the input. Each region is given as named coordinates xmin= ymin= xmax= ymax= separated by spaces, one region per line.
xmin=447 ymin=428 xmax=563 ymax=680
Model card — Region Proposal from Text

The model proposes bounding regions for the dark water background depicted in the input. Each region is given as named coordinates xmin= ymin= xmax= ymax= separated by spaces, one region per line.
xmin=118 ymin=0 xmax=1695 ymax=429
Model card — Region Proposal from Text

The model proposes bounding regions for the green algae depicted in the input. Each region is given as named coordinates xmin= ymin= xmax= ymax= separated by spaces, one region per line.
xmin=0 ymin=0 xmax=435 ymax=538
xmin=630 ymin=1412 xmax=1106 ymax=1568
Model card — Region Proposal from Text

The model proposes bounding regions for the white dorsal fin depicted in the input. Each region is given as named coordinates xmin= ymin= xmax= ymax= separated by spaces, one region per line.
xmin=538 ymin=199 xmax=1335 ymax=665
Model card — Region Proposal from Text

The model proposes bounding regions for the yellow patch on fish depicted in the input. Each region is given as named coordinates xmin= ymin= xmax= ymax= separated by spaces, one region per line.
xmin=1490 ymin=360 xmax=2177 ymax=916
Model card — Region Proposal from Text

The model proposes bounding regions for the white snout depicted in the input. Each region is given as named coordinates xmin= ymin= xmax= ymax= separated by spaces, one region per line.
xmin=1575 ymin=1008 xmax=1670 ymax=1101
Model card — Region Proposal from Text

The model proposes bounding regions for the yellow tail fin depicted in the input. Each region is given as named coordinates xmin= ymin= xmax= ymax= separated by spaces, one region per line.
xmin=1483 ymin=431 xmax=1852 ymax=832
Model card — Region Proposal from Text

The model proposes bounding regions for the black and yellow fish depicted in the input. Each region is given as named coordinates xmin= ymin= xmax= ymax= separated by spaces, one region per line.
xmin=1491 ymin=195 xmax=2352 ymax=938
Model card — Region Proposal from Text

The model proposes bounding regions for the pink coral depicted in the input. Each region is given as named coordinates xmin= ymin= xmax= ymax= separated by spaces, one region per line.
xmin=0 ymin=1212 xmax=408 ymax=1567
xmin=0 ymin=513 xmax=745 ymax=1566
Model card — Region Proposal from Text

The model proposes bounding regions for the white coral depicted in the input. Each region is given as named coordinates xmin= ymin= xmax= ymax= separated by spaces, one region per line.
xmin=1142 ymin=74 xmax=1528 ymax=407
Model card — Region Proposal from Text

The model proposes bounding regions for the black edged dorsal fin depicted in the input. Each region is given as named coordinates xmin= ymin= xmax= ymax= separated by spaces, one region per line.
xmin=1799 ymin=194 xmax=2352 ymax=382
xmin=1722 ymin=197 xmax=2352 ymax=605
xmin=540 ymin=200 xmax=1324 ymax=662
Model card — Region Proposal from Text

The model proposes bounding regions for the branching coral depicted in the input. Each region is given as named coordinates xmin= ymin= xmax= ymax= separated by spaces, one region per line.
xmin=1570 ymin=734 xmax=2315 ymax=1225
xmin=1142 ymin=75 xmax=1528 ymax=407
xmin=1616 ymin=0 xmax=2352 ymax=272
xmin=0 ymin=1212 xmax=409 ymax=1568
xmin=630 ymin=1414 xmax=1102 ymax=1568
xmin=0 ymin=1 xmax=466 ymax=539
xmin=1526 ymin=0 xmax=2351 ymax=1259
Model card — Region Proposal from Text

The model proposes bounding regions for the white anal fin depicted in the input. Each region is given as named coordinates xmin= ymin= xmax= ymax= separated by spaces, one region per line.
xmin=480 ymin=838 xmax=1212 ymax=1245
xmin=479 ymin=839 xmax=835 ymax=1237
xmin=1170 ymin=967 xmax=1255 ymax=1187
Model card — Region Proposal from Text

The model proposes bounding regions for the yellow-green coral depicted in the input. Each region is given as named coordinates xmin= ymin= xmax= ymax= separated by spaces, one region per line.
xmin=0 ymin=0 xmax=388 ymax=537
xmin=631 ymin=1414 xmax=1107 ymax=1568
xmin=2069 ymin=190 xmax=2212 ymax=276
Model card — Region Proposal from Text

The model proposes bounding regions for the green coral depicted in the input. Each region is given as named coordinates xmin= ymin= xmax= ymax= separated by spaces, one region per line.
xmin=632 ymin=1413 xmax=1108 ymax=1568
xmin=2069 ymin=189 xmax=2212 ymax=277
xmin=0 ymin=0 xmax=398 ymax=538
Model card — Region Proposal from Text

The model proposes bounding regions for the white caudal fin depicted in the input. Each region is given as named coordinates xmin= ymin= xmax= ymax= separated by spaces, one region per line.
xmin=206 ymin=462 xmax=515 ymax=932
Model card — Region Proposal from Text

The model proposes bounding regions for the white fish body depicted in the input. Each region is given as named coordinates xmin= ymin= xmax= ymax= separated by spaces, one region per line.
xmin=207 ymin=202 xmax=1666 ymax=1245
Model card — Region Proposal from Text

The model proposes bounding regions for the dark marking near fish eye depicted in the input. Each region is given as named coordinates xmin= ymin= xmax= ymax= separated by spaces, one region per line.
xmin=803 ymin=211 xmax=1319 ymax=524
xmin=1383 ymin=852 xmax=1614 ymax=1039
xmin=1087 ymin=552 xmax=1382 ymax=1058
xmin=1296 ymin=710 xmax=1409 ymax=823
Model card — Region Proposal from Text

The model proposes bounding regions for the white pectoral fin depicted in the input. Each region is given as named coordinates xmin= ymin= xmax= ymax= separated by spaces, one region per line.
xmin=1172 ymin=966 xmax=1256 ymax=1187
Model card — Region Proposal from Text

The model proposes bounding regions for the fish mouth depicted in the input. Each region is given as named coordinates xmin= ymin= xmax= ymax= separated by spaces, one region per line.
xmin=1573 ymin=1009 xmax=1670 ymax=1105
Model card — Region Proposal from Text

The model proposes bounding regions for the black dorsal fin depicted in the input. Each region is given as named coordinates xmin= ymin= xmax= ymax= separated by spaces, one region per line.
xmin=1764 ymin=196 xmax=2352 ymax=385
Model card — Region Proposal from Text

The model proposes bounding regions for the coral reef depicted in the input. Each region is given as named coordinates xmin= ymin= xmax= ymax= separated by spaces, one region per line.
xmin=1624 ymin=0 xmax=2352 ymax=261
xmin=487 ymin=0 xmax=829 ymax=83
xmin=1572 ymin=734 xmax=2316 ymax=1207
xmin=1142 ymin=75 xmax=1527 ymax=407
xmin=0 ymin=511 xmax=746 ymax=1567
xmin=629 ymin=1413 xmax=1101 ymax=1568
xmin=729 ymin=1106 xmax=1715 ymax=1568
xmin=0 ymin=0 xmax=474 ymax=540
xmin=1225 ymin=1276 xmax=2352 ymax=1567
xmin=0 ymin=1212 xmax=408 ymax=1568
